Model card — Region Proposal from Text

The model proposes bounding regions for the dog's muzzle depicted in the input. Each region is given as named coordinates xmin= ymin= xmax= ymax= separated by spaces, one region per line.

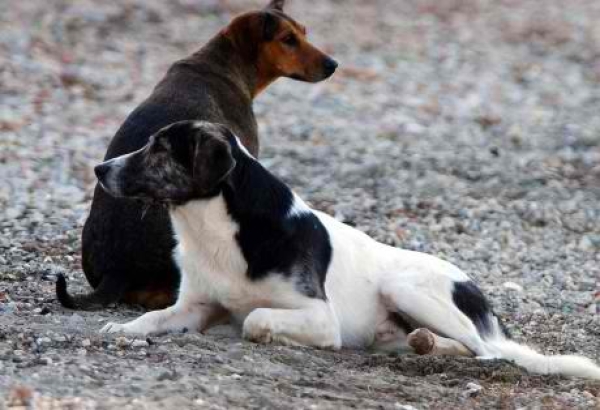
xmin=95 ymin=159 xmax=123 ymax=197
xmin=322 ymin=57 xmax=338 ymax=78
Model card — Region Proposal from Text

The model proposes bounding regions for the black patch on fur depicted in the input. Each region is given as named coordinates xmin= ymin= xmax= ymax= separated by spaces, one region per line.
xmin=221 ymin=135 xmax=332 ymax=299
xmin=452 ymin=281 xmax=511 ymax=339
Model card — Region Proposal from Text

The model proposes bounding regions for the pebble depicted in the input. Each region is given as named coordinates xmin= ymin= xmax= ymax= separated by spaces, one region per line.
xmin=67 ymin=314 xmax=85 ymax=326
xmin=38 ymin=357 xmax=52 ymax=365
xmin=464 ymin=382 xmax=483 ymax=397
xmin=503 ymin=282 xmax=523 ymax=292
xmin=131 ymin=340 xmax=149 ymax=348
xmin=395 ymin=405 xmax=418 ymax=410
xmin=582 ymin=391 xmax=594 ymax=399
xmin=115 ymin=337 xmax=131 ymax=348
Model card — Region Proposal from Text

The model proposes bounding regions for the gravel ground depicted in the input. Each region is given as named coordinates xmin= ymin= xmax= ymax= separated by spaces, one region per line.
xmin=1 ymin=0 xmax=599 ymax=408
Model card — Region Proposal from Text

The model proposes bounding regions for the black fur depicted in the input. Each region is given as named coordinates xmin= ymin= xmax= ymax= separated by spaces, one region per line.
xmin=223 ymin=134 xmax=332 ymax=298
xmin=452 ymin=281 xmax=511 ymax=339
xmin=56 ymin=273 xmax=128 ymax=310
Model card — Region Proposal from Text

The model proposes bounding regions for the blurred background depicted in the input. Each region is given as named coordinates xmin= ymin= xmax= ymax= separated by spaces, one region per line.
xmin=1 ymin=0 xmax=599 ymax=408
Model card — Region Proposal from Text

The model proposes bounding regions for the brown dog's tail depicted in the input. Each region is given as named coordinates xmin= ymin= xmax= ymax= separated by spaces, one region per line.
xmin=56 ymin=274 xmax=127 ymax=310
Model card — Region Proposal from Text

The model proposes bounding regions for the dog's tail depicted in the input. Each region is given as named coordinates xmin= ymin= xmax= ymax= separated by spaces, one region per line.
xmin=453 ymin=281 xmax=600 ymax=380
xmin=484 ymin=333 xmax=600 ymax=380
xmin=56 ymin=273 xmax=127 ymax=310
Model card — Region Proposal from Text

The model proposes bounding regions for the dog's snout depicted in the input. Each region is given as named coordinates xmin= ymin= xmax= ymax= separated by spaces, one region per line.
xmin=322 ymin=57 xmax=338 ymax=76
xmin=94 ymin=163 xmax=111 ymax=181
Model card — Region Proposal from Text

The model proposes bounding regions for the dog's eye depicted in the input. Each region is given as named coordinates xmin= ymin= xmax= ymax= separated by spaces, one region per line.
xmin=282 ymin=34 xmax=298 ymax=46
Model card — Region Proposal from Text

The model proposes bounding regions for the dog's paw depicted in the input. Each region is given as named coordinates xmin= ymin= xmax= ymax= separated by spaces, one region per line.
xmin=407 ymin=328 xmax=435 ymax=355
xmin=242 ymin=309 xmax=274 ymax=344
xmin=100 ymin=322 xmax=127 ymax=334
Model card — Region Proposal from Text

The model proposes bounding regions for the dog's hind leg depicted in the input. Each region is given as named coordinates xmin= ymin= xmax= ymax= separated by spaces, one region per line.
xmin=379 ymin=280 xmax=497 ymax=358
xmin=242 ymin=299 xmax=341 ymax=349
xmin=407 ymin=328 xmax=474 ymax=357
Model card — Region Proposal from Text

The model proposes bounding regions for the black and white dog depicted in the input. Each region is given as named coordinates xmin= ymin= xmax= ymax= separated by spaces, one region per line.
xmin=96 ymin=121 xmax=600 ymax=380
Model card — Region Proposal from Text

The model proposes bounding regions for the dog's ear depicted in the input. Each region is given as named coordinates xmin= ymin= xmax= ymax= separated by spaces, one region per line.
xmin=265 ymin=0 xmax=285 ymax=12
xmin=262 ymin=12 xmax=279 ymax=41
xmin=192 ymin=132 xmax=236 ymax=195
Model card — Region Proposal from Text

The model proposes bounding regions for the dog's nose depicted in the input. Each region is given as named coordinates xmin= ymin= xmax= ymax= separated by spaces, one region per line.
xmin=94 ymin=163 xmax=111 ymax=181
xmin=323 ymin=57 xmax=338 ymax=76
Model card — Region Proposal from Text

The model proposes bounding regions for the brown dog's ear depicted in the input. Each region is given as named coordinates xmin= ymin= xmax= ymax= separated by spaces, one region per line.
xmin=193 ymin=133 xmax=236 ymax=196
xmin=265 ymin=0 xmax=285 ymax=11
xmin=263 ymin=12 xmax=279 ymax=41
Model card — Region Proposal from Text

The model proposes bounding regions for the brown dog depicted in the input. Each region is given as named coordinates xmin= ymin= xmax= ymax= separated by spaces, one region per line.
xmin=56 ymin=0 xmax=337 ymax=310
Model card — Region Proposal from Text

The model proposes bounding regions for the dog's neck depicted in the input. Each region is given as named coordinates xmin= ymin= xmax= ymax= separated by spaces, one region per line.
xmin=182 ymin=33 xmax=275 ymax=100
xmin=223 ymin=136 xmax=296 ymax=220
xmin=169 ymin=137 xmax=300 ymax=256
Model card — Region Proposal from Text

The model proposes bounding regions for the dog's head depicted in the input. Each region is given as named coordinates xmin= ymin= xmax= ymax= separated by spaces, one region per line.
xmin=95 ymin=121 xmax=236 ymax=204
xmin=225 ymin=0 xmax=337 ymax=90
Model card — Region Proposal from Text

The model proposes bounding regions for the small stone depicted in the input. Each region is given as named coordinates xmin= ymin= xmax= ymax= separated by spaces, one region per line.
xmin=115 ymin=337 xmax=131 ymax=348
xmin=36 ymin=337 xmax=51 ymax=345
xmin=7 ymin=385 xmax=34 ymax=406
xmin=157 ymin=370 xmax=180 ymax=381
xmin=38 ymin=357 xmax=52 ymax=365
xmin=464 ymin=382 xmax=483 ymax=397
xmin=395 ymin=404 xmax=418 ymax=410
xmin=582 ymin=391 xmax=594 ymax=399
xmin=405 ymin=122 xmax=425 ymax=135
xmin=503 ymin=282 xmax=523 ymax=292
xmin=81 ymin=339 xmax=91 ymax=347
xmin=68 ymin=314 xmax=85 ymax=326
xmin=131 ymin=340 xmax=149 ymax=348
xmin=1 ymin=302 xmax=17 ymax=313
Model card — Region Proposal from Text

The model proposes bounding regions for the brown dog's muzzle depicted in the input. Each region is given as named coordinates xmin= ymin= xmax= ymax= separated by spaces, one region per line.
xmin=299 ymin=49 xmax=338 ymax=82
xmin=321 ymin=56 xmax=338 ymax=79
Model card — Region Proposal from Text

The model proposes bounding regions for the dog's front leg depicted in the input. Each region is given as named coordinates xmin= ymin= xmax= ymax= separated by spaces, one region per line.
xmin=242 ymin=300 xmax=341 ymax=349
xmin=100 ymin=301 xmax=227 ymax=336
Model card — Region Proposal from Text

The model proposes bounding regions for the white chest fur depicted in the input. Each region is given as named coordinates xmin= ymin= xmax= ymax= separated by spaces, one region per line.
xmin=170 ymin=197 xmax=312 ymax=319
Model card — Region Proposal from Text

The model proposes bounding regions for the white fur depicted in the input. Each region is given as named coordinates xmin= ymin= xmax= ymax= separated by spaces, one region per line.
xmin=233 ymin=134 xmax=254 ymax=158
xmin=101 ymin=163 xmax=600 ymax=380
xmin=287 ymin=193 xmax=312 ymax=218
